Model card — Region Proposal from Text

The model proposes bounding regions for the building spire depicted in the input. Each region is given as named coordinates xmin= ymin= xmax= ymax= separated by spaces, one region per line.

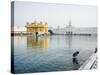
xmin=69 ymin=20 xmax=72 ymax=27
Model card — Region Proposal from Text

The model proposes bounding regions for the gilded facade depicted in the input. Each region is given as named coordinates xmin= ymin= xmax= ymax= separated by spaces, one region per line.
xmin=25 ymin=21 xmax=48 ymax=33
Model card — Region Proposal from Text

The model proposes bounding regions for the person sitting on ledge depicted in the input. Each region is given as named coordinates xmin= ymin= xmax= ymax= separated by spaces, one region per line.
xmin=73 ymin=51 xmax=80 ymax=64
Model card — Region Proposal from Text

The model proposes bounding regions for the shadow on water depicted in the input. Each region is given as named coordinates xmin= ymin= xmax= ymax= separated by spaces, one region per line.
xmin=72 ymin=56 xmax=80 ymax=70
xmin=73 ymin=57 xmax=79 ymax=64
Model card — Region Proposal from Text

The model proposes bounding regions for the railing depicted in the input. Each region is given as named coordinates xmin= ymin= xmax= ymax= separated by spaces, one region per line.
xmin=79 ymin=53 xmax=97 ymax=70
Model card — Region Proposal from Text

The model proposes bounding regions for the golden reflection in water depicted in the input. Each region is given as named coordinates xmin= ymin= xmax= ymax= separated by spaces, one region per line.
xmin=27 ymin=36 xmax=49 ymax=48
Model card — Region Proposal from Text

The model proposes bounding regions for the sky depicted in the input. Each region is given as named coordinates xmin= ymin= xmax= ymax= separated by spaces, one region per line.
xmin=13 ymin=1 xmax=98 ymax=28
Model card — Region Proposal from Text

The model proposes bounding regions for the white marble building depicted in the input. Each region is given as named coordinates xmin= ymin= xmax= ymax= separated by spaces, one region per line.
xmin=50 ymin=27 xmax=97 ymax=35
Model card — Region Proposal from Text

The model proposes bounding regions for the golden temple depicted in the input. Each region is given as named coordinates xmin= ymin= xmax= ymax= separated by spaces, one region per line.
xmin=25 ymin=21 xmax=48 ymax=33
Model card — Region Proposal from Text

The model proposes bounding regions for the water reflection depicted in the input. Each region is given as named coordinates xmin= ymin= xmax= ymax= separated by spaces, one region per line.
xmin=13 ymin=35 xmax=97 ymax=73
xmin=66 ymin=35 xmax=72 ymax=49
xmin=27 ymin=36 xmax=49 ymax=48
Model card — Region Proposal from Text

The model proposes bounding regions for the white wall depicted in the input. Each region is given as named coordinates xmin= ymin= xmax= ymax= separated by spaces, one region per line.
xmin=14 ymin=26 xmax=26 ymax=32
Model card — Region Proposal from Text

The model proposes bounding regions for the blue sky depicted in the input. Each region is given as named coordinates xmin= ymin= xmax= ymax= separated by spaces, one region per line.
xmin=13 ymin=1 xmax=98 ymax=28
